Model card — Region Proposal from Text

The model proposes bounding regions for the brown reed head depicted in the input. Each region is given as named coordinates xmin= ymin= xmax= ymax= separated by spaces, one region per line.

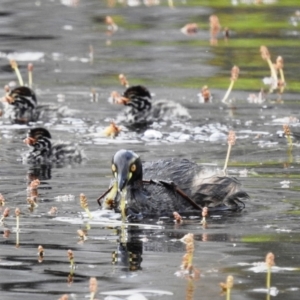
xmin=29 ymin=179 xmax=40 ymax=189
xmin=209 ymin=15 xmax=221 ymax=31
xmin=3 ymin=228 xmax=10 ymax=238
xmin=104 ymin=121 xmax=121 ymax=138
xmin=10 ymin=60 xmax=18 ymax=70
xmin=283 ymin=124 xmax=291 ymax=137
xmin=105 ymin=16 xmax=115 ymax=25
xmin=220 ymin=275 xmax=234 ymax=292
xmin=15 ymin=207 xmax=20 ymax=217
xmin=231 ymin=66 xmax=239 ymax=81
xmin=2 ymin=207 xmax=10 ymax=218
xmin=265 ymin=252 xmax=275 ymax=267
xmin=0 ymin=194 xmax=5 ymax=206
xmin=226 ymin=275 xmax=234 ymax=289
xmin=201 ymin=85 xmax=211 ymax=103
xmin=119 ymin=74 xmax=129 ymax=87
xmin=77 ymin=229 xmax=87 ymax=240
xmin=89 ymin=277 xmax=98 ymax=294
xmin=173 ymin=211 xmax=183 ymax=224
xmin=227 ymin=130 xmax=236 ymax=146
xmin=80 ymin=193 xmax=88 ymax=209
xmin=38 ymin=245 xmax=44 ymax=256
xmin=181 ymin=233 xmax=194 ymax=245
xmin=276 ymin=56 xmax=284 ymax=69
xmin=260 ymin=45 xmax=271 ymax=61
xmin=202 ymin=207 xmax=208 ymax=218
xmin=27 ymin=63 xmax=33 ymax=72
xmin=67 ymin=249 xmax=74 ymax=260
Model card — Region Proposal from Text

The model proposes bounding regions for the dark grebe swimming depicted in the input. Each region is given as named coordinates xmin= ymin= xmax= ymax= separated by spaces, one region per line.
xmin=110 ymin=85 xmax=191 ymax=130
xmin=1 ymin=86 xmax=74 ymax=124
xmin=99 ymin=149 xmax=249 ymax=220
xmin=23 ymin=127 xmax=85 ymax=165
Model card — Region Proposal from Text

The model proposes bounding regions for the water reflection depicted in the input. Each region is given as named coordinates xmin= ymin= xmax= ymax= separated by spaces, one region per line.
xmin=112 ymin=227 xmax=143 ymax=271
xmin=27 ymin=165 xmax=52 ymax=181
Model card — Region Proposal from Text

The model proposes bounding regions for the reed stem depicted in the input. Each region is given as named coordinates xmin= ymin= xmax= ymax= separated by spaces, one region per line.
xmin=223 ymin=144 xmax=232 ymax=172
xmin=222 ymin=80 xmax=234 ymax=103
xmin=11 ymin=61 xmax=24 ymax=86
xmin=226 ymin=287 xmax=231 ymax=300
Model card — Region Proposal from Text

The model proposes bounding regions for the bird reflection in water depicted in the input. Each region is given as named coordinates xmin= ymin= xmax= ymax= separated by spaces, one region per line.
xmin=111 ymin=226 xmax=143 ymax=272
xmin=27 ymin=165 xmax=52 ymax=182
xmin=26 ymin=165 xmax=52 ymax=211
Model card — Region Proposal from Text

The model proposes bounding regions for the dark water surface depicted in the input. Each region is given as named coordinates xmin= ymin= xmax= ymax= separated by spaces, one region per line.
xmin=0 ymin=0 xmax=300 ymax=299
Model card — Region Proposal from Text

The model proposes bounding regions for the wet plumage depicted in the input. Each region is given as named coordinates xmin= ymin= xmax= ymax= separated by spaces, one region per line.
xmin=23 ymin=127 xmax=85 ymax=165
xmin=100 ymin=149 xmax=249 ymax=220
xmin=111 ymin=85 xmax=191 ymax=129
xmin=1 ymin=86 xmax=73 ymax=124
xmin=1 ymin=86 xmax=38 ymax=123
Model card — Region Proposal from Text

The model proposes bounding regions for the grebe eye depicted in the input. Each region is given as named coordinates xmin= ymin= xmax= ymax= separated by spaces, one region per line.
xmin=130 ymin=164 xmax=136 ymax=172
xmin=112 ymin=164 xmax=116 ymax=172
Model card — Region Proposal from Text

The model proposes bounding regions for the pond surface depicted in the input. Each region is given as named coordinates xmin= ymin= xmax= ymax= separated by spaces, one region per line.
xmin=0 ymin=0 xmax=300 ymax=299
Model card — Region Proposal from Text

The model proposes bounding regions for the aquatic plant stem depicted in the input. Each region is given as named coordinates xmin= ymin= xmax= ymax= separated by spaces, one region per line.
xmin=226 ymin=287 xmax=231 ymax=300
xmin=267 ymin=59 xmax=277 ymax=82
xmin=84 ymin=208 xmax=93 ymax=219
xmin=223 ymin=131 xmax=236 ymax=173
xmin=67 ymin=249 xmax=75 ymax=271
xmin=15 ymin=67 xmax=24 ymax=86
xmin=279 ymin=68 xmax=285 ymax=84
xmin=266 ymin=265 xmax=271 ymax=291
xmin=265 ymin=252 xmax=274 ymax=300
xmin=223 ymin=143 xmax=232 ymax=172
xmin=10 ymin=61 xmax=24 ymax=86
xmin=28 ymin=64 xmax=33 ymax=88
xmin=221 ymin=80 xmax=234 ymax=103
xmin=120 ymin=189 xmax=127 ymax=222
xmin=222 ymin=66 xmax=239 ymax=103
xmin=16 ymin=215 xmax=20 ymax=247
